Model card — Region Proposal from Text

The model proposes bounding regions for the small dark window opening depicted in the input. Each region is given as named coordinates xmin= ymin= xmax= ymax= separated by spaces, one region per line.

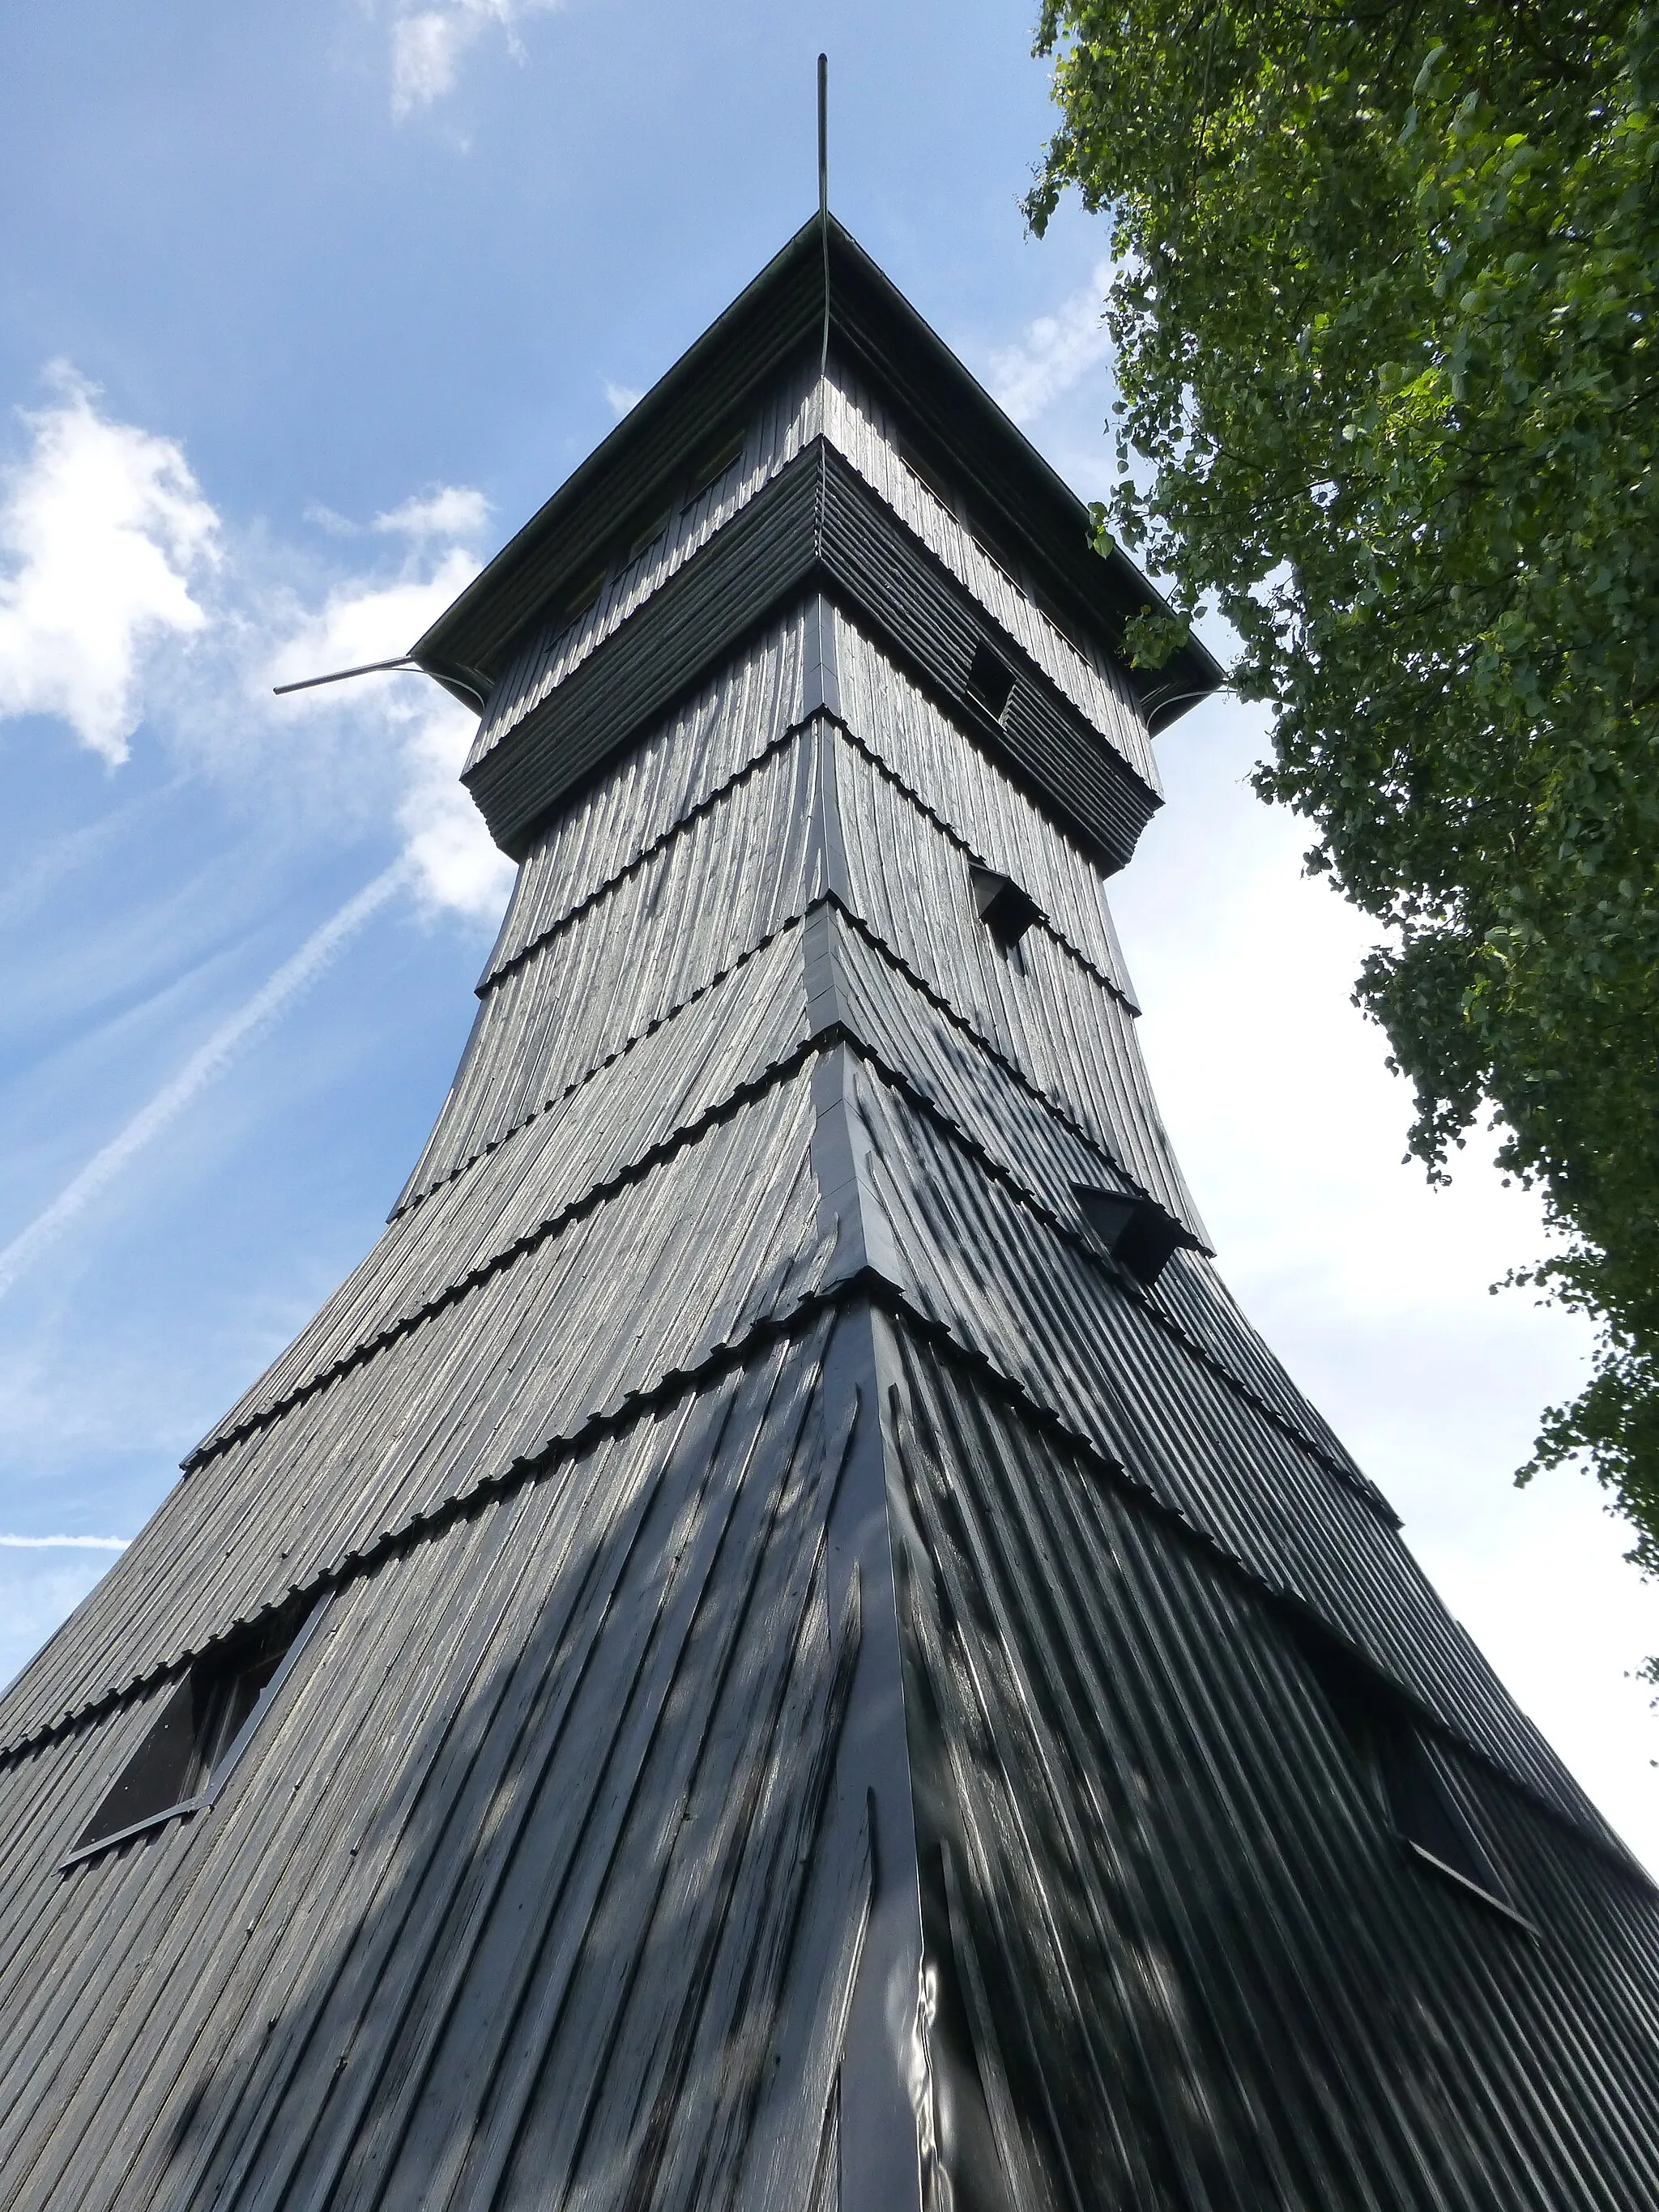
xmin=625 ymin=508 xmax=673 ymax=565
xmin=64 ymin=1599 xmax=324 ymax=1869
xmin=970 ymin=865 xmax=1041 ymax=950
xmin=1075 ymin=1185 xmax=1194 ymax=1289
xmin=557 ymin=565 xmax=609 ymax=629
xmin=1027 ymin=581 xmax=1089 ymax=664
xmin=965 ymin=641 xmax=1015 ymax=723
xmin=1298 ymin=1626 xmax=1533 ymax=1929
xmin=681 ymin=428 xmax=745 ymax=511
xmin=898 ymin=438 xmax=961 ymax=520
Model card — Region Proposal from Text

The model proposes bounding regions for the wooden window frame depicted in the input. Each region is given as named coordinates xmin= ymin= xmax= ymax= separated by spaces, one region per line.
xmin=60 ymin=1593 xmax=331 ymax=1872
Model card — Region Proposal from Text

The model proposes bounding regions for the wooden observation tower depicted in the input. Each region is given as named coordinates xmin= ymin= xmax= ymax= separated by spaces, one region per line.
xmin=2 ymin=211 xmax=1658 ymax=2212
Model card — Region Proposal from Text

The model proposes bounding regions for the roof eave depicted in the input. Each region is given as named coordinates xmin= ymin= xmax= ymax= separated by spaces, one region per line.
xmin=411 ymin=217 xmax=826 ymax=678
xmin=411 ymin=214 xmax=1225 ymax=720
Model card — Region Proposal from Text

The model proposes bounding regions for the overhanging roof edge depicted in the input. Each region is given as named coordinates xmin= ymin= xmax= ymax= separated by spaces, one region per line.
xmin=818 ymin=220 xmax=1223 ymax=720
xmin=412 ymin=217 xmax=828 ymax=679
xmin=410 ymin=214 xmax=1223 ymax=719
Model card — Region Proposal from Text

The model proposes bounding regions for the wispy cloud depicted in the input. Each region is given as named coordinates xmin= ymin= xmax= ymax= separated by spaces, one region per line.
xmin=985 ymin=263 xmax=1115 ymax=428
xmin=0 ymin=364 xmax=219 ymax=763
xmin=389 ymin=0 xmax=564 ymax=119
xmin=302 ymin=501 xmax=361 ymax=538
xmin=603 ymin=380 xmax=643 ymax=418
xmin=0 ymin=1534 xmax=128 ymax=1549
xmin=373 ymin=484 xmax=490 ymax=540
xmin=0 ymin=860 xmax=411 ymax=1302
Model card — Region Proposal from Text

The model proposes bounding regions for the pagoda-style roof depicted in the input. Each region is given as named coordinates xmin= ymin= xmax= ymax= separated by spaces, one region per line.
xmin=411 ymin=215 xmax=1222 ymax=723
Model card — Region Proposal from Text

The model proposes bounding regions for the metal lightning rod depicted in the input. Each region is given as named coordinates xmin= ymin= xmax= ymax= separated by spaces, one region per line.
xmin=271 ymin=658 xmax=488 ymax=709
xmin=818 ymin=53 xmax=830 ymax=379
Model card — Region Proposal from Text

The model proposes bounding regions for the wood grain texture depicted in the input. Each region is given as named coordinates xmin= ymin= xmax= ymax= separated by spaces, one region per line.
xmin=2 ymin=223 xmax=1657 ymax=2212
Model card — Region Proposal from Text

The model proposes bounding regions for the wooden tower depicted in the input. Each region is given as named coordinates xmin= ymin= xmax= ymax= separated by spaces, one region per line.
xmin=2 ymin=217 xmax=1658 ymax=2212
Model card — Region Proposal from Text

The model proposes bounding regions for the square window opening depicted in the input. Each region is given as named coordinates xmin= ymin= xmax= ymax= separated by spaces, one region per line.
xmin=1074 ymin=1184 xmax=1192 ymax=1289
xmin=898 ymin=438 xmax=961 ymax=522
xmin=681 ymin=429 xmax=746 ymax=512
xmin=965 ymin=641 xmax=1015 ymax=722
xmin=64 ymin=1596 xmax=325 ymax=1869
xmin=1295 ymin=1625 xmax=1533 ymax=1930
xmin=970 ymin=864 xmax=1041 ymax=949
xmin=557 ymin=566 xmax=609 ymax=630
xmin=625 ymin=508 xmax=673 ymax=565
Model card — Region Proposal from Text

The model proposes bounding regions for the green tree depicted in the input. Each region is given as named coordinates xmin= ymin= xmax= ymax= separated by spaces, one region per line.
xmin=1028 ymin=2 xmax=1659 ymax=1581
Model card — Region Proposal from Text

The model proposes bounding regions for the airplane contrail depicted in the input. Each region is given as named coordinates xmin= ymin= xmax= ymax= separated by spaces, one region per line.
xmin=0 ymin=1535 xmax=128 ymax=1549
xmin=0 ymin=858 xmax=412 ymax=1301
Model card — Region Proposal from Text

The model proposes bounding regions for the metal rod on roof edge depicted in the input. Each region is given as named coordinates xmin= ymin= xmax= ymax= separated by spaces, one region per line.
xmin=818 ymin=54 xmax=830 ymax=377
xmin=272 ymin=658 xmax=420 ymax=696
xmin=1144 ymin=681 xmax=1239 ymax=730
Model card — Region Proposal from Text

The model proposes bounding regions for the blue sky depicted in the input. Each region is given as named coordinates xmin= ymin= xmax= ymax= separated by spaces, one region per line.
xmin=2 ymin=0 xmax=1654 ymax=1868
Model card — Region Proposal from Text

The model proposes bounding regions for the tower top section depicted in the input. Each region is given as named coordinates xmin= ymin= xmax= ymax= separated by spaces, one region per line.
xmin=419 ymin=215 xmax=1216 ymax=709
xmin=416 ymin=216 xmax=1222 ymax=866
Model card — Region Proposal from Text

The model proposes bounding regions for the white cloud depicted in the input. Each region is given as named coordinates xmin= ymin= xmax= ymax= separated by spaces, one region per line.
xmin=0 ymin=364 xmax=514 ymax=925
xmin=373 ymin=484 xmax=491 ymax=539
xmin=392 ymin=11 xmax=466 ymax=113
xmin=603 ymin=380 xmax=643 ymax=418
xmin=260 ymin=545 xmax=514 ymax=918
xmin=262 ymin=546 xmax=483 ymax=695
xmin=985 ymin=263 xmax=1115 ymax=428
xmin=397 ymin=707 xmax=514 ymax=914
xmin=0 ymin=364 xmax=219 ymax=764
xmin=389 ymin=0 xmax=563 ymax=119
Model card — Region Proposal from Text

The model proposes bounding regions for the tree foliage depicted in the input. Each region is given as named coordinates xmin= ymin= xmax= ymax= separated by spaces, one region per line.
xmin=1028 ymin=2 xmax=1659 ymax=1571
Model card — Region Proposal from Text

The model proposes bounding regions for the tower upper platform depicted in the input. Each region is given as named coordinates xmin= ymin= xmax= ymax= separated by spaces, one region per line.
xmin=412 ymin=215 xmax=1222 ymax=868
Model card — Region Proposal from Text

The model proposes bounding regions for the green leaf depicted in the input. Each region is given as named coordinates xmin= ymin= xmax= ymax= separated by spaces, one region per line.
xmin=1033 ymin=0 xmax=1659 ymax=1580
